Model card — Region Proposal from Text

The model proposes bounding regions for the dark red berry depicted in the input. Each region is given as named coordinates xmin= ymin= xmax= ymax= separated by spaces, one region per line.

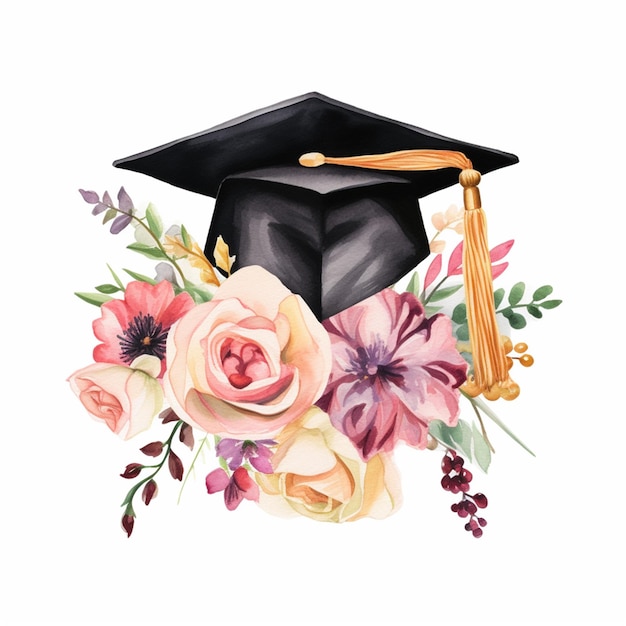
xmin=478 ymin=517 xmax=487 ymax=527
xmin=441 ymin=475 xmax=451 ymax=490
xmin=473 ymin=493 xmax=488 ymax=508
xmin=441 ymin=456 xmax=453 ymax=474
xmin=472 ymin=528 xmax=483 ymax=538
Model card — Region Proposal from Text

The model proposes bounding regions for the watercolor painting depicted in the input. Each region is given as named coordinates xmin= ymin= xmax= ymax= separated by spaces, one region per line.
xmin=3 ymin=3 xmax=624 ymax=625
xmin=68 ymin=92 xmax=561 ymax=536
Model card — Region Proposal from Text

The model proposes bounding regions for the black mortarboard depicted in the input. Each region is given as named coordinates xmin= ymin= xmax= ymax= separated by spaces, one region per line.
xmin=113 ymin=92 xmax=518 ymax=323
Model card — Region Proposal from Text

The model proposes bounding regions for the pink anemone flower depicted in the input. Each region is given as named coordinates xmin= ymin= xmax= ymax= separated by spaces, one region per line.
xmin=93 ymin=281 xmax=195 ymax=375
xmin=317 ymin=289 xmax=467 ymax=460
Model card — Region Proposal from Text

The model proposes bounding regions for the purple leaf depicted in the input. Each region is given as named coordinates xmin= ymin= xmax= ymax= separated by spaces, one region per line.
xmin=179 ymin=423 xmax=195 ymax=451
xmin=103 ymin=190 xmax=113 ymax=206
xmin=168 ymin=450 xmax=184 ymax=481
xmin=121 ymin=514 xmax=134 ymax=538
xmin=490 ymin=240 xmax=514 ymax=263
xmin=117 ymin=186 xmax=134 ymax=214
xmin=423 ymin=254 xmax=442 ymax=291
xmin=120 ymin=463 xmax=143 ymax=479
xmin=110 ymin=213 xmax=132 ymax=234
xmin=92 ymin=202 xmax=108 ymax=215
xmin=79 ymin=189 xmax=100 ymax=204
xmin=142 ymin=480 xmax=158 ymax=505
xmin=140 ymin=441 xmax=164 ymax=457
xmin=159 ymin=408 xmax=179 ymax=424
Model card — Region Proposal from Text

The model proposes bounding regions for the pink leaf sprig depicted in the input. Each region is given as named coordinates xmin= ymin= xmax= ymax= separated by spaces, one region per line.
xmin=119 ymin=413 xmax=193 ymax=537
xmin=421 ymin=240 xmax=515 ymax=303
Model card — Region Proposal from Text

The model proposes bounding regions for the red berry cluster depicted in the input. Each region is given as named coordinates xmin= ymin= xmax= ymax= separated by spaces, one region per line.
xmin=441 ymin=449 xmax=488 ymax=538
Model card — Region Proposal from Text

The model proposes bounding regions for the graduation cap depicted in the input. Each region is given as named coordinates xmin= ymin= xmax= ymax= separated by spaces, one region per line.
xmin=114 ymin=92 xmax=520 ymax=400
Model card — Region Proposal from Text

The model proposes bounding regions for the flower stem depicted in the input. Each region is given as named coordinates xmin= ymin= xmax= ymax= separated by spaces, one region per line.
xmin=121 ymin=420 xmax=183 ymax=513
xmin=177 ymin=434 xmax=210 ymax=505
xmin=422 ymin=275 xmax=449 ymax=305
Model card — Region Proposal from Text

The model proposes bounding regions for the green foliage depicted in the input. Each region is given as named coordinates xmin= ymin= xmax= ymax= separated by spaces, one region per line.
xmin=497 ymin=282 xmax=562 ymax=330
xmin=123 ymin=269 xmax=157 ymax=285
xmin=428 ymin=284 xmax=462 ymax=302
xmin=145 ymin=203 xmax=163 ymax=239
xmin=429 ymin=419 xmax=492 ymax=473
xmin=406 ymin=271 xmax=420 ymax=297
xmin=95 ymin=283 xmax=122 ymax=294
xmin=127 ymin=242 xmax=168 ymax=260
xmin=75 ymin=291 xmax=114 ymax=307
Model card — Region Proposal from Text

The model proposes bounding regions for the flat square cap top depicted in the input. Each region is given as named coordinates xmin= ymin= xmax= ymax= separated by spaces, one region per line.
xmin=113 ymin=92 xmax=518 ymax=198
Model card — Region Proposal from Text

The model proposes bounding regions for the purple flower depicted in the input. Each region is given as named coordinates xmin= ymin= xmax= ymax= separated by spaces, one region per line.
xmin=317 ymin=289 xmax=467 ymax=461
xmin=216 ymin=438 xmax=275 ymax=474
xmin=205 ymin=467 xmax=260 ymax=511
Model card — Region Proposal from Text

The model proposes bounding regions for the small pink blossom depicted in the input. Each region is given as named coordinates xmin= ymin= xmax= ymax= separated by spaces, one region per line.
xmin=205 ymin=467 xmax=260 ymax=511
xmin=317 ymin=289 xmax=467 ymax=460
xmin=93 ymin=280 xmax=194 ymax=374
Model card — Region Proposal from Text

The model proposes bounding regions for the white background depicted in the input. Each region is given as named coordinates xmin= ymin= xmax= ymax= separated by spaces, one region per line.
xmin=1 ymin=2 xmax=623 ymax=624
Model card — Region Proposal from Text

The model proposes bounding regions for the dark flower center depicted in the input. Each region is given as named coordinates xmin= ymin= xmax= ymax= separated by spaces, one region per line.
xmin=118 ymin=313 xmax=168 ymax=363
xmin=346 ymin=339 xmax=406 ymax=386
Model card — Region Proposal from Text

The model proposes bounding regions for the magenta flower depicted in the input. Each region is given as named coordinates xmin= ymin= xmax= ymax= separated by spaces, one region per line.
xmin=93 ymin=281 xmax=194 ymax=374
xmin=317 ymin=289 xmax=467 ymax=460
xmin=205 ymin=467 xmax=260 ymax=511
xmin=216 ymin=438 xmax=275 ymax=473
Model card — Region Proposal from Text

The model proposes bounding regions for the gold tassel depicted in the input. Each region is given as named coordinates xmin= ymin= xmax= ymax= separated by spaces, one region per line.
xmin=299 ymin=149 xmax=519 ymax=401
xmin=459 ymin=170 xmax=519 ymax=401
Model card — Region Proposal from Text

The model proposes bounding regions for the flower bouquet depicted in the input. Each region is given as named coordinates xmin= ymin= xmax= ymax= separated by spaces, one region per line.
xmin=69 ymin=187 xmax=561 ymax=538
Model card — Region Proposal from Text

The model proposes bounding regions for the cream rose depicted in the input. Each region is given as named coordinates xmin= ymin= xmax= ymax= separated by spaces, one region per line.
xmin=256 ymin=408 xmax=402 ymax=522
xmin=163 ymin=266 xmax=332 ymax=437
xmin=68 ymin=355 xmax=163 ymax=439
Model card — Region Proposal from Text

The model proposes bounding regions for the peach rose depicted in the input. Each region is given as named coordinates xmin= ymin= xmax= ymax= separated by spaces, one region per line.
xmin=163 ymin=266 xmax=332 ymax=438
xmin=68 ymin=355 xmax=163 ymax=439
xmin=256 ymin=408 xmax=402 ymax=522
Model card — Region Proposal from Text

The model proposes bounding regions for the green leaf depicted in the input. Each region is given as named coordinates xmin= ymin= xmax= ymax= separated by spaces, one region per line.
xmin=406 ymin=272 xmax=420 ymax=296
xmin=74 ymin=291 xmax=114 ymax=307
xmin=501 ymin=307 xmax=513 ymax=318
xmin=123 ymin=268 xmax=157 ymax=285
xmin=450 ymin=420 xmax=473 ymax=459
xmin=180 ymin=224 xmax=192 ymax=248
xmin=452 ymin=302 xmax=467 ymax=324
xmin=507 ymin=312 xmax=527 ymax=329
xmin=107 ymin=264 xmax=125 ymax=290
xmin=102 ymin=208 xmax=117 ymax=224
xmin=95 ymin=283 xmax=121 ymax=294
xmin=493 ymin=287 xmax=505 ymax=309
xmin=428 ymin=284 xmax=463 ymax=302
xmin=527 ymin=304 xmax=543 ymax=318
xmin=127 ymin=243 xmax=168 ymax=260
xmin=428 ymin=421 xmax=455 ymax=448
xmin=185 ymin=285 xmax=213 ymax=303
xmin=539 ymin=299 xmax=562 ymax=309
xmin=424 ymin=305 xmax=442 ymax=317
xmin=508 ymin=282 xmax=525 ymax=306
xmin=465 ymin=393 xmax=536 ymax=457
xmin=145 ymin=203 xmax=163 ymax=239
xmin=456 ymin=323 xmax=469 ymax=341
xmin=532 ymin=284 xmax=553 ymax=301
xmin=471 ymin=422 xmax=492 ymax=472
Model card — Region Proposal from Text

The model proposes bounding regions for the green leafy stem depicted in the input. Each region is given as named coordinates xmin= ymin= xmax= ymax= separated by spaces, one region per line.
xmin=121 ymin=419 xmax=183 ymax=519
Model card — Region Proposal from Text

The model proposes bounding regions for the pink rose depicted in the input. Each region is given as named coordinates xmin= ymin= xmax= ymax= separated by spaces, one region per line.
xmin=163 ymin=266 xmax=332 ymax=437
xmin=68 ymin=355 xmax=163 ymax=439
